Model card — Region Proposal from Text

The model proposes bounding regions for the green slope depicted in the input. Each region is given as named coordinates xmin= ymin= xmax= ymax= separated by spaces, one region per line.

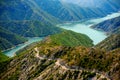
xmin=0 ymin=51 xmax=9 ymax=62
xmin=0 ymin=51 xmax=11 ymax=75
xmin=0 ymin=26 xmax=27 ymax=50
xmin=50 ymin=30 xmax=93 ymax=47
xmin=0 ymin=21 xmax=62 ymax=37
xmin=0 ymin=0 xmax=60 ymax=24
xmin=0 ymin=38 xmax=120 ymax=80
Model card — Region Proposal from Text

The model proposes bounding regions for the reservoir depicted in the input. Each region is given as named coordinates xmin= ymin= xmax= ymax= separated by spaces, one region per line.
xmin=3 ymin=12 xmax=120 ymax=57
xmin=58 ymin=12 xmax=120 ymax=44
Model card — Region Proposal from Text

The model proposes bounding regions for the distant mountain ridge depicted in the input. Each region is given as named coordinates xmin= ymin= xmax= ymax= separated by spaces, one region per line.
xmin=1 ymin=0 xmax=120 ymax=22
xmin=33 ymin=0 xmax=120 ymax=21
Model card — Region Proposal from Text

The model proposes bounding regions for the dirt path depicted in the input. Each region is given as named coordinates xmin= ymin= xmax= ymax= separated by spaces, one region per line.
xmin=34 ymin=47 xmax=45 ymax=60
xmin=34 ymin=47 xmax=53 ymax=60
xmin=34 ymin=47 xmax=110 ymax=80
xmin=55 ymin=59 xmax=69 ymax=70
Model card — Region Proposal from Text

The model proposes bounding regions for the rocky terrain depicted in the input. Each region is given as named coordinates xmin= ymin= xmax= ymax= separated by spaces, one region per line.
xmin=0 ymin=32 xmax=120 ymax=80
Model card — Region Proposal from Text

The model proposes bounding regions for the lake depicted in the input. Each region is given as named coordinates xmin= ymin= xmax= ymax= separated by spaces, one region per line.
xmin=3 ymin=37 xmax=43 ymax=57
xmin=3 ymin=12 xmax=120 ymax=57
xmin=58 ymin=12 xmax=120 ymax=44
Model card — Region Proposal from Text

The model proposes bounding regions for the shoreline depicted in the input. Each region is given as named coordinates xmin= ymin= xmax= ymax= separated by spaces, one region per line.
xmin=2 ymin=41 xmax=27 ymax=52
xmin=57 ymin=11 xmax=120 ymax=26
xmin=2 ymin=37 xmax=44 ymax=53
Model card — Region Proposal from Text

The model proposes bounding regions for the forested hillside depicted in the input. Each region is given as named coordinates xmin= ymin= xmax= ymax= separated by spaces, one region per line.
xmin=0 ymin=0 xmax=120 ymax=80
xmin=0 ymin=21 xmax=62 ymax=37
xmin=0 ymin=26 xmax=27 ymax=50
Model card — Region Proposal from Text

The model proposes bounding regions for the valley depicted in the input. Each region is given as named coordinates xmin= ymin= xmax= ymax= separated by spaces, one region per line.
xmin=2 ymin=11 xmax=120 ymax=57
xmin=0 ymin=0 xmax=120 ymax=80
xmin=58 ymin=12 xmax=120 ymax=44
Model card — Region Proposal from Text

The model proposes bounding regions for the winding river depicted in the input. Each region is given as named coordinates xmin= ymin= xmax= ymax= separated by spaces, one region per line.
xmin=3 ymin=12 xmax=120 ymax=57
xmin=3 ymin=37 xmax=43 ymax=57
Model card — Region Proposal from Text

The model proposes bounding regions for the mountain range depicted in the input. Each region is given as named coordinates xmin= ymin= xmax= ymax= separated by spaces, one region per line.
xmin=0 ymin=0 xmax=120 ymax=50
xmin=0 ymin=0 xmax=120 ymax=80
xmin=1 ymin=0 xmax=120 ymax=21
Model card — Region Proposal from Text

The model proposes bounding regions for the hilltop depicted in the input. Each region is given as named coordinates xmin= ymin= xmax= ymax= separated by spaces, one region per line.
xmin=0 ymin=31 xmax=120 ymax=80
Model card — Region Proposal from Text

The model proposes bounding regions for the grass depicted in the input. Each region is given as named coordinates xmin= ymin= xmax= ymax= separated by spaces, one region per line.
xmin=50 ymin=30 xmax=93 ymax=47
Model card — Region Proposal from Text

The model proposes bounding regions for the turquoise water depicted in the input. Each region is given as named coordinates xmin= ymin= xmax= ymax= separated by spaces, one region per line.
xmin=3 ymin=12 xmax=120 ymax=57
xmin=3 ymin=37 xmax=43 ymax=57
xmin=59 ymin=12 xmax=120 ymax=44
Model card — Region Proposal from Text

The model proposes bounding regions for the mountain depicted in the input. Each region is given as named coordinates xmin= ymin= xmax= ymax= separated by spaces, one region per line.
xmin=61 ymin=0 xmax=120 ymax=18
xmin=92 ymin=16 xmax=120 ymax=34
xmin=0 ymin=26 xmax=27 ymax=50
xmin=0 ymin=0 xmax=120 ymax=42
xmin=1 ymin=0 xmax=120 ymax=80
xmin=0 ymin=0 xmax=60 ymax=24
xmin=0 ymin=21 xmax=62 ymax=37
xmin=0 ymin=0 xmax=63 ymax=50
xmin=33 ymin=0 xmax=101 ymax=21
xmin=0 ymin=20 xmax=62 ymax=50
xmin=96 ymin=34 xmax=120 ymax=51
xmin=33 ymin=0 xmax=120 ymax=21
xmin=1 ymin=0 xmax=120 ymax=22
xmin=0 ymin=31 xmax=120 ymax=80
